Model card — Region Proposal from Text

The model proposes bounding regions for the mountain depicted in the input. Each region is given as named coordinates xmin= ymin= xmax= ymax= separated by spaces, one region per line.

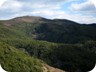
xmin=0 ymin=16 xmax=96 ymax=72
xmin=1 ymin=16 xmax=96 ymax=43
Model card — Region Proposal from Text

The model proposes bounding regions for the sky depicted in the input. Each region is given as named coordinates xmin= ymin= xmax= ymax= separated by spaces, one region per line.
xmin=0 ymin=0 xmax=96 ymax=24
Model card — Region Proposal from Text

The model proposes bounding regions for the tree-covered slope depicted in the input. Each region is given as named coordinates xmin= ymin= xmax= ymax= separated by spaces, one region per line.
xmin=3 ymin=39 xmax=96 ymax=72
xmin=0 ymin=16 xmax=96 ymax=72
xmin=35 ymin=19 xmax=96 ymax=43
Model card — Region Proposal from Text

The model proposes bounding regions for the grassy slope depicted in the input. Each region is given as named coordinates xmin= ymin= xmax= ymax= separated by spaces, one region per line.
xmin=0 ymin=42 xmax=43 ymax=72
xmin=0 ymin=22 xmax=43 ymax=72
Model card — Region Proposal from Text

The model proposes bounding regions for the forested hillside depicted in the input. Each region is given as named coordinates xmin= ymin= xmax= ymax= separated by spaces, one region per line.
xmin=0 ymin=16 xmax=96 ymax=72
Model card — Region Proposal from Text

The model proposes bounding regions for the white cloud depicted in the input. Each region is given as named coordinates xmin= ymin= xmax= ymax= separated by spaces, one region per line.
xmin=50 ymin=11 xmax=96 ymax=24
xmin=0 ymin=0 xmax=7 ymax=7
xmin=28 ymin=10 xmax=96 ymax=24
xmin=0 ymin=0 xmax=23 ymax=12
xmin=69 ymin=0 xmax=96 ymax=14
xmin=0 ymin=0 xmax=65 ymax=19
xmin=0 ymin=0 xmax=96 ymax=24
xmin=89 ymin=0 xmax=96 ymax=7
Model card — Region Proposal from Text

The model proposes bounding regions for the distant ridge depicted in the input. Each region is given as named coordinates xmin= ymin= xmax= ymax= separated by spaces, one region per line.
xmin=1 ymin=16 xmax=96 ymax=25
